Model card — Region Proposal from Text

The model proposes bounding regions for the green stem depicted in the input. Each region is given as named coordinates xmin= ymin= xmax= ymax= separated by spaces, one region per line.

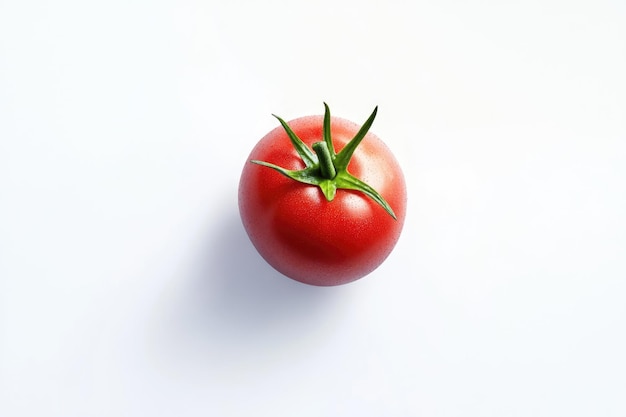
xmin=312 ymin=141 xmax=336 ymax=179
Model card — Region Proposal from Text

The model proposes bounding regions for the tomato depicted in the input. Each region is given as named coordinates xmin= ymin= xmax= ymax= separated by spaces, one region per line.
xmin=238 ymin=104 xmax=406 ymax=286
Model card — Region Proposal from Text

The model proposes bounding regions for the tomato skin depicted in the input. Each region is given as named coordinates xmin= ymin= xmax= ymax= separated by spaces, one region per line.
xmin=238 ymin=115 xmax=406 ymax=286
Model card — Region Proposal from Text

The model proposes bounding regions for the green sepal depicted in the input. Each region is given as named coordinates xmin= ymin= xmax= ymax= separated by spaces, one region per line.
xmin=335 ymin=172 xmax=396 ymax=219
xmin=322 ymin=102 xmax=335 ymax=157
xmin=334 ymin=106 xmax=377 ymax=171
xmin=272 ymin=114 xmax=317 ymax=168
xmin=250 ymin=160 xmax=321 ymax=186
xmin=251 ymin=104 xmax=396 ymax=220
xmin=318 ymin=179 xmax=337 ymax=201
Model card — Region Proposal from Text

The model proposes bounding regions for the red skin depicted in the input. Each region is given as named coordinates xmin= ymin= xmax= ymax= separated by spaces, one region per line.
xmin=238 ymin=115 xmax=407 ymax=286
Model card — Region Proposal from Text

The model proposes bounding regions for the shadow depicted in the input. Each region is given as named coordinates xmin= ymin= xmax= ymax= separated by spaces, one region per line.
xmin=176 ymin=206 xmax=342 ymax=348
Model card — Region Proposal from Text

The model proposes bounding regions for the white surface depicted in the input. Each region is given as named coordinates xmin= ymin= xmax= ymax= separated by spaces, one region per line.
xmin=1 ymin=1 xmax=625 ymax=416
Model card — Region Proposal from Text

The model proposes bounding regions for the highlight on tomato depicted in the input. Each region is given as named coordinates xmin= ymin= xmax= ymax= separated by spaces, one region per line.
xmin=238 ymin=103 xmax=406 ymax=286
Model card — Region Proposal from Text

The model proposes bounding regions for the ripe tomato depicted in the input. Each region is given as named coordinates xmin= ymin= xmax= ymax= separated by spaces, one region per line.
xmin=238 ymin=104 xmax=406 ymax=286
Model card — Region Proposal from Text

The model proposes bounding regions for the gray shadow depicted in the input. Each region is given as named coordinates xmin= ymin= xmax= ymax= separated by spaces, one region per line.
xmin=178 ymin=206 xmax=341 ymax=347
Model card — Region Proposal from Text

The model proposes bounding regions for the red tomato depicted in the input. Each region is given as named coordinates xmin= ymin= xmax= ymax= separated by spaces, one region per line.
xmin=238 ymin=104 xmax=406 ymax=286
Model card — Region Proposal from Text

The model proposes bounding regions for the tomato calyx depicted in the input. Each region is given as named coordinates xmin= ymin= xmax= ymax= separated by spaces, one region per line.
xmin=250 ymin=103 xmax=397 ymax=220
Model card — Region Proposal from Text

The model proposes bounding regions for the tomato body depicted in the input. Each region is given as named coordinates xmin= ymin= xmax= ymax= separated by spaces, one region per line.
xmin=238 ymin=114 xmax=406 ymax=286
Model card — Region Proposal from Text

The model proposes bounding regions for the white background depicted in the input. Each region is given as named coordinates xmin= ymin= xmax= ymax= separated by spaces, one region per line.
xmin=1 ymin=0 xmax=625 ymax=416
